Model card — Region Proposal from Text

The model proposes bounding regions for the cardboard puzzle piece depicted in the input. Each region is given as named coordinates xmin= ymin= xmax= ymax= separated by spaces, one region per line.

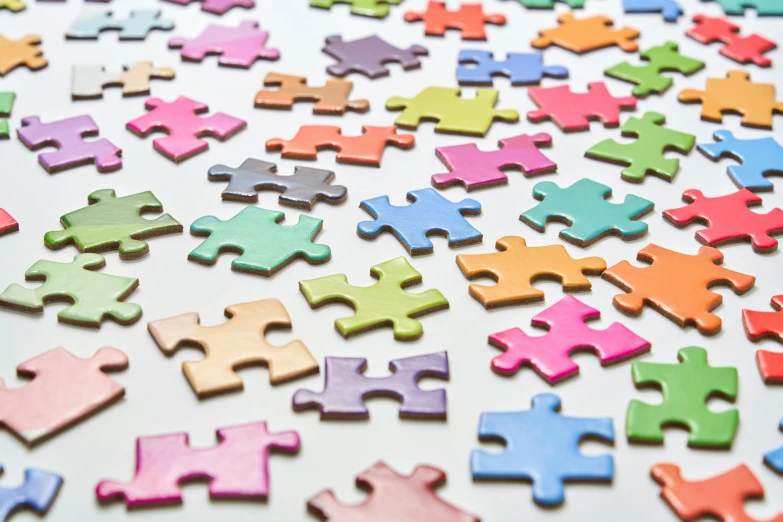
xmin=0 ymin=92 xmax=13 ymax=138
xmin=299 ymin=256 xmax=448 ymax=341
xmin=358 ymin=188 xmax=482 ymax=255
xmin=293 ymin=352 xmax=449 ymax=419
xmin=44 ymin=189 xmax=182 ymax=259
xmin=0 ymin=34 xmax=46 ymax=76
xmin=521 ymin=178 xmax=654 ymax=246
xmin=527 ymin=82 xmax=637 ymax=132
xmin=532 ymin=14 xmax=639 ymax=54
xmin=309 ymin=461 xmax=479 ymax=522
xmin=433 ymin=133 xmax=556 ymax=191
xmin=255 ymin=73 xmax=369 ymax=115
xmin=169 ymin=21 xmax=278 ymax=68
xmin=189 ymin=207 xmax=330 ymax=276
xmin=96 ymin=420 xmax=300 ymax=507
xmin=404 ymin=1 xmax=506 ymax=40
xmin=17 ymin=115 xmax=122 ymax=173
xmin=148 ymin=299 xmax=318 ymax=398
xmin=502 ymin=0 xmax=585 ymax=7
xmin=66 ymin=9 xmax=174 ymax=40
xmin=163 ymin=0 xmax=255 ymax=15
xmin=457 ymin=50 xmax=568 ymax=86
xmin=743 ymin=295 xmax=783 ymax=384
xmin=0 ymin=466 xmax=62 ymax=520
xmin=310 ymin=0 xmax=402 ymax=18
xmin=266 ymin=125 xmax=414 ymax=167
xmin=585 ymin=111 xmax=695 ymax=183
xmin=456 ymin=236 xmax=606 ymax=309
xmin=127 ymin=96 xmax=246 ymax=162
xmin=687 ymin=14 xmax=775 ymax=67
xmin=323 ymin=34 xmax=428 ymax=78
xmin=766 ymin=421 xmax=783 ymax=472
xmin=71 ymin=61 xmax=175 ymax=99
xmin=0 ymin=0 xmax=26 ymax=12
xmin=0 ymin=253 xmax=142 ymax=327
xmin=605 ymin=42 xmax=704 ymax=97
xmin=701 ymin=0 xmax=783 ymax=15
xmin=387 ymin=86 xmax=519 ymax=136
xmin=472 ymin=393 xmax=614 ymax=506
xmin=0 ymin=210 xmax=18 ymax=237
xmin=623 ymin=0 xmax=683 ymax=21
xmin=664 ymin=189 xmax=783 ymax=253
xmin=208 ymin=158 xmax=346 ymax=209
xmin=699 ymin=130 xmax=783 ymax=191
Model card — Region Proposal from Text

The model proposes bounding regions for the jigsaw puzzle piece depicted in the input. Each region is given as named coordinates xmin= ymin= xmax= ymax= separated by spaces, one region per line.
xmin=0 ymin=35 xmax=47 ymax=76
xmin=71 ymin=61 xmax=175 ymax=99
xmin=532 ymin=14 xmax=640 ymax=53
xmin=0 ymin=466 xmax=62 ymax=519
xmin=701 ymin=0 xmax=783 ymax=15
xmin=0 ymin=92 xmax=13 ymax=138
xmin=0 ymin=0 xmax=26 ymax=12
xmin=528 ymin=82 xmax=637 ymax=132
xmin=623 ymin=0 xmax=683 ymax=21
xmin=323 ymin=34 xmax=427 ymax=78
xmin=163 ymin=0 xmax=255 ymax=15
xmin=605 ymin=42 xmax=704 ymax=97
xmin=687 ymin=14 xmax=775 ymax=67
xmin=457 ymin=50 xmax=568 ymax=86
xmin=255 ymin=73 xmax=369 ymax=115
xmin=404 ymin=1 xmax=506 ymax=40
xmin=699 ymin=130 xmax=783 ymax=191
xmin=169 ymin=21 xmax=278 ymax=68
xmin=744 ymin=295 xmax=783 ymax=383
xmin=66 ymin=8 xmax=174 ymax=40
xmin=310 ymin=0 xmax=403 ymax=18
xmin=0 ymin=210 xmax=18 ymax=237
xmin=503 ymin=0 xmax=585 ymax=7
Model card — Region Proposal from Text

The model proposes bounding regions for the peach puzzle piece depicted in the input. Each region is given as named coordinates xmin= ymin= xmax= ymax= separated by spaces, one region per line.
xmin=0 ymin=34 xmax=47 ymax=76
xmin=254 ymin=72 xmax=369 ymax=115
xmin=531 ymin=14 xmax=640 ymax=54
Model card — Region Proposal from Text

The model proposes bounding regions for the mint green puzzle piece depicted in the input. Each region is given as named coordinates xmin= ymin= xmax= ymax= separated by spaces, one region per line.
xmin=605 ymin=42 xmax=704 ymax=97
xmin=309 ymin=0 xmax=402 ymax=17
xmin=0 ymin=0 xmax=26 ymax=12
xmin=0 ymin=92 xmax=15 ymax=138
xmin=507 ymin=0 xmax=585 ymax=7
xmin=701 ymin=0 xmax=783 ymax=15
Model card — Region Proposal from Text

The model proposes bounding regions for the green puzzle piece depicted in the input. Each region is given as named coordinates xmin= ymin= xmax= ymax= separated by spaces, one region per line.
xmin=0 ymin=253 xmax=141 ymax=327
xmin=605 ymin=42 xmax=704 ymax=97
xmin=45 ymin=189 xmax=182 ymax=259
xmin=510 ymin=0 xmax=585 ymax=7
xmin=0 ymin=92 xmax=15 ymax=138
xmin=0 ymin=0 xmax=26 ymax=12
xmin=189 ymin=206 xmax=331 ymax=276
xmin=701 ymin=0 xmax=783 ymax=15
xmin=585 ymin=111 xmax=695 ymax=183
xmin=627 ymin=346 xmax=738 ymax=448
xmin=521 ymin=178 xmax=654 ymax=247
xmin=386 ymin=87 xmax=519 ymax=137
xmin=299 ymin=256 xmax=449 ymax=341
xmin=309 ymin=0 xmax=401 ymax=17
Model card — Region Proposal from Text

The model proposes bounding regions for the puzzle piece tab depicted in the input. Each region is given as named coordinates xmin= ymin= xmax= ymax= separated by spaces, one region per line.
xmin=169 ymin=21 xmax=278 ymax=68
xmin=605 ymin=42 xmax=704 ymax=97
xmin=404 ymin=1 xmax=506 ymax=40
xmin=699 ymin=130 xmax=783 ymax=191
xmin=457 ymin=50 xmax=568 ymax=86
xmin=0 ymin=466 xmax=62 ymax=520
xmin=0 ymin=34 xmax=46 ymax=76
xmin=743 ymin=295 xmax=783 ymax=383
xmin=687 ymin=14 xmax=775 ymax=67
xmin=66 ymin=9 xmax=174 ymax=40
xmin=310 ymin=0 xmax=402 ymax=18
xmin=0 ymin=210 xmax=18 ymax=237
xmin=532 ymin=14 xmax=640 ymax=53
xmin=0 ymin=92 xmax=13 ymax=138
xmin=255 ymin=73 xmax=369 ymax=115
xmin=323 ymin=34 xmax=427 ymax=78
xmin=528 ymin=82 xmax=637 ymax=132
xmin=71 ymin=61 xmax=175 ymax=99
xmin=163 ymin=0 xmax=255 ymax=15
xmin=701 ymin=0 xmax=783 ymax=15
xmin=623 ymin=0 xmax=683 ymax=21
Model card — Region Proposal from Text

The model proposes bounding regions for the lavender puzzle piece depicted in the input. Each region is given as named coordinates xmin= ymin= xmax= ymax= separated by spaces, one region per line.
xmin=163 ymin=0 xmax=256 ymax=15
xmin=66 ymin=8 xmax=174 ymax=40
xmin=323 ymin=34 xmax=428 ymax=79
xmin=292 ymin=352 xmax=449 ymax=419
xmin=17 ymin=115 xmax=122 ymax=173
xmin=169 ymin=21 xmax=279 ymax=68
xmin=457 ymin=50 xmax=569 ymax=86
xmin=0 ymin=466 xmax=63 ymax=520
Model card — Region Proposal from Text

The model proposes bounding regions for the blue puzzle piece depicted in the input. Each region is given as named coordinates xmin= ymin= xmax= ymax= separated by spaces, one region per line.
xmin=765 ymin=419 xmax=783 ymax=473
xmin=66 ymin=9 xmax=174 ymax=40
xmin=0 ymin=465 xmax=62 ymax=520
xmin=357 ymin=188 xmax=482 ymax=255
xmin=457 ymin=50 xmax=568 ymax=86
xmin=471 ymin=393 xmax=614 ymax=506
xmin=698 ymin=130 xmax=783 ymax=192
xmin=623 ymin=0 xmax=683 ymax=21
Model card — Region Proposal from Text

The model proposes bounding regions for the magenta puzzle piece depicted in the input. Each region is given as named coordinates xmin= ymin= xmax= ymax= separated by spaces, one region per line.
xmin=96 ymin=420 xmax=300 ymax=507
xmin=17 ymin=115 xmax=122 ymax=173
xmin=168 ymin=21 xmax=279 ymax=68
xmin=163 ymin=0 xmax=255 ymax=15
xmin=489 ymin=295 xmax=650 ymax=383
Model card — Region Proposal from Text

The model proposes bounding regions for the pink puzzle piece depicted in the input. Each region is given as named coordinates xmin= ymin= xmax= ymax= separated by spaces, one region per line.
xmin=432 ymin=133 xmax=557 ymax=191
xmin=687 ymin=14 xmax=775 ymax=68
xmin=96 ymin=420 xmax=300 ymax=507
xmin=527 ymin=82 xmax=637 ymax=132
xmin=127 ymin=96 xmax=246 ymax=162
xmin=163 ymin=0 xmax=255 ymax=15
xmin=169 ymin=21 xmax=279 ymax=68
xmin=17 ymin=115 xmax=122 ymax=173
xmin=488 ymin=295 xmax=650 ymax=383
xmin=0 ymin=209 xmax=18 ymax=236
xmin=0 ymin=347 xmax=127 ymax=446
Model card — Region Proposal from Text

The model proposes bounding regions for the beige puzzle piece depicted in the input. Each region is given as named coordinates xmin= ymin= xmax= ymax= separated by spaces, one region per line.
xmin=72 ymin=61 xmax=175 ymax=99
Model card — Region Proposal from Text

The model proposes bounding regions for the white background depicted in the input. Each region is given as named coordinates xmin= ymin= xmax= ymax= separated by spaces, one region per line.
xmin=0 ymin=0 xmax=782 ymax=519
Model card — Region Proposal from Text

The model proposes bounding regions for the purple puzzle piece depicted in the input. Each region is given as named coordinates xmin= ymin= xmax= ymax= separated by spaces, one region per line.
xmin=17 ymin=115 xmax=122 ymax=173
xmin=292 ymin=352 xmax=449 ymax=420
xmin=163 ymin=0 xmax=256 ymax=15
xmin=168 ymin=20 xmax=279 ymax=68
xmin=323 ymin=34 xmax=428 ymax=79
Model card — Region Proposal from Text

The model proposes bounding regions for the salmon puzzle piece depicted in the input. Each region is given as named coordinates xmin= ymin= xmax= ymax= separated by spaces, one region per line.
xmin=0 ymin=209 xmax=18 ymax=237
xmin=743 ymin=295 xmax=783 ymax=384
xmin=687 ymin=14 xmax=776 ymax=67
xmin=527 ymin=82 xmax=637 ymax=132
xmin=531 ymin=14 xmax=640 ymax=54
xmin=255 ymin=73 xmax=369 ymax=115
xmin=404 ymin=1 xmax=506 ymax=41
xmin=0 ymin=34 xmax=47 ymax=76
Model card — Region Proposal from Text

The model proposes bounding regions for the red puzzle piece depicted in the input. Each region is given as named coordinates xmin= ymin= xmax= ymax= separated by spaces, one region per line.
xmin=687 ymin=15 xmax=776 ymax=68
xmin=404 ymin=1 xmax=506 ymax=41
xmin=743 ymin=295 xmax=783 ymax=384
xmin=0 ymin=208 xmax=18 ymax=236
xmin=527 ymin=82 xmax=637 ymax=132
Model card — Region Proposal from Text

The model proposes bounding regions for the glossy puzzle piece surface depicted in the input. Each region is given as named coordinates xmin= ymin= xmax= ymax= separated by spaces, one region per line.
xmin=255 ymin=73 xmax=369 ymax=115
xmin=605 ymin=42 xmax=704 ymax=97
xmin=310 ymin=0 xmax=402 ymax=18
xmin=96 ymin=421 xmax=300 ymax=506
xmin=743 ymin=295 xmax=783 ymax=383
xmin=0 ymin=0 xmax=26 ymax=12
xmin=766 ymin=421 xmax=783 ymax=472
xmin=323 ymin=34 xmax=428 ymax=78
xmin=293 ymin=352 xmax=448 ymax=419
xmin=687 ymin=14 xmax=775 ymax=67
xmin=163 ymin=0 xmax=255 ymax=15
xmin=0 ymin=92 xmax=14 ymax=137
xmin=527 ymin=82 xmax=637 ymax=132
xmin=701 ymin=0 xmax=783 ymax=15
xmin=532 ymin=14 xmax=640 ymax=53
xmin=148 ymin=299 xmax=318 ymax=398
xmin=0 ymin=210 xmax=18 ymax=237
xmin=404 ymin=1 xmax=506 ymax=40
xmin=169 ymin=21 xmax=278 ymax=68
xmin=71 ymin=61 xmax=175 ymax=99
xmin=0 ymin=34 xmax=46 ymax=76
xmin=623 ymin=0 xmax=683 ymax=21
xmin=503 ymin=0 xmax=585 ymax=8
xmin=456 ymin=50 xmax=568 ymax=86
xmin=456 ymin=236 xmax=606 ymax=308
xmin=299 ymin=256 xmax=448 ymax=341
xmin=0 ymin=466 xmax=62 ymax=520
xmin=471 ymin=393 xmax=614 ymax=506
xmin=698 ymin=130 xmax=783 ymax=191
xmin=66 ymin=8 xmax=174 ymax=40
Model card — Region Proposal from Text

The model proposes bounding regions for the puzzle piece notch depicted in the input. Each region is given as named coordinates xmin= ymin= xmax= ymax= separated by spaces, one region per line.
xmin=701 ymin=0 xmax=783 ymax=15
xmin=255 ymin=73 xmax=369 ymax=115
xmin=687 ymin=14 xmax=775 ymax=67
xmin=0 ymin=0 xmax=26 ymax=12
xmin=309 ymin=0 xmax=403 ymax=18
xmin=623 ymin=0 xmax=683 ymax=21
xmin=0 ymin=466 xmax=62 ymax=520
xmin=743 ymin=295 xmax=783 ymax=384
xmin=163 ymin=0 xmax=256 ymax=15
xmin=527 ymin=82 xmax=637 ymax=132
xmin=0 ymin=35 xmax=47 ymax=76
xmin=531 ymin=14 xmax=640 ymax=54
xmin=323 ymin=34 xmax=428 ymax=79
xmin=404 ymin=1 xmax=506 ymax=41
xmin=0 ymin=92 xmax=14 ymax=138
xmin=66 ymin=8 xmax=174 ymax=40
xmin=0 ymin=210 xmax=18 ymax=237
xmin=605 ymin=42 xmax=704 ymax=97
xmin=699 ymin=130 xmax=783 ymax=191
xmin=168 ymin=21 xmax=279 ymax=68
xmin=71 ymin=61 xmax=175 ymax=99
xmin=457 ymin=50 xmax=568 ymax=86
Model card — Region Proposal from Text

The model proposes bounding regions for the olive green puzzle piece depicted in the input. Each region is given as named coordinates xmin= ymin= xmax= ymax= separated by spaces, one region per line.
xmin=508 ymin=0 xmax=585 ymax=7
xmin=0 ymin=92 xmax=14 ymax=138
xmin=585 ymin=111 xmax=695 ymax=183
xmin=44 ymin=189 xmax=182 ymax=260
xmin=0 ymin=0 xmax=26 ymax=12
xmin=309 ymin=0 xmax=402 ymax=17
xmin=0 ymin=253 xmax=141 ymax=327
xmin=701 ymin=0 xmax=783 ymax=16
xmin=605 ymin=42 xmax=704 ymax=97
xmin=189 ymin=206 xmax=331 ymax=277
xmin=299 ymin=256 xmax=449 ymax=341
xmin=627 ymin=346 xmax=738 ymax=448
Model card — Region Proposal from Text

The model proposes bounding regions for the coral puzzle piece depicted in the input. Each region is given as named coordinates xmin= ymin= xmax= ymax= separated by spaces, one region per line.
xmin=266 ymin=125 xmax=414 ymax=167
xmin=404 ymin=1 xmax=506 ymax=41
xmin=527 ymin=82 xmax=637 ymax=132
xmin=309 ymin=461 xmax=479 ymax=522
xmin=471 ymin=393 xmax=614 ymax=506
xmin=169 ymin=21 xmax=278 ymax=68
xmin=687 ymin=15 xmax=775 ymax=67
xmin=0 ymin=92 xmax=13 ymax=138
xmin=605 ymin=42 xmax=704 ymax=97
xmin=66 ymin=9 xmax=174 ymax=40
xmin=255 ymin=73 xmax=368 ymax=115
xmin=0 ymin=210 xmax=18 ymax=237
xmin=208 ymin=158 xmax=346 ymax=209
xmin=323 ymin=34 xmax=428 ymax=79
xmin=532 ymin=14 xmax=639 ymax=54
xmin=310 ymin=0 xmax=402 ymax=18
xmin=163 ymin=0 xmax=255 ymax=15
xmin=521 ymin=178 xmax=654 ymax=246
xmin=0 ymin=253 xmax=141 ymax=327
xmin=456 ymin=236 xmax=606 ymax=309
xmin=96 ymin=420 xmax=300 ymax=507
xmin=0 ymin=466 xmax=62 ymax=519
xmin=623 ymin=0 xmax=683 ymax=21
xmin=71 ymin=61 xmax=175 ymax=99
xmin=699 ymin=130 xmax=783 ymax=191
xmin=0 ymin=34 xmax=46 ymax=76
xmin=189 ymin=207 xmax=330 ymax=276
xmin=457 ymin=50 xmax=568 ymax=86
xmin=743 ymin=295 xmax=783 ymax=384
xmin=299 ymin=256 xmax=448 ymax=341
xmin=701 ymin=0 xmax=783 ymax=15
xmin=433 ymin=133 xmax=556 ymax=191
xmin=293 ymin=352 xmax=448 ymax=419
xmin=148 ymin=299 xmax=318 ymax=398
xmin=127 ymin=96 xmax=246 ymax=162
xmin=0 ymin=0 xmax=26 ymax=12
xmin=664 ymin=189 xmax=783 ymax=253
xmin=17 ymin=115 xmax=122 ymax=173
xmin=387 ymin=87 xmax=518 ymax=136
xmin=358 ymin=188 xmax=482 ymax=255
xmin=585 ymin=112 xmax=695 ymax=183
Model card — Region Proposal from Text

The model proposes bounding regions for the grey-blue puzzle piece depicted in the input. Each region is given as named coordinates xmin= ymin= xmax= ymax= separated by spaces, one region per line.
xmin=66 ymin=9 xmax=174 ymax=40
xmin=0 ymin=466 xmax=63 ymax=520
xmin=698 ymin=130 xmax=783 ymax=192
xmin=623 ymin=0 xmax=683 ymax=21
xmin=457 ymin=50 xmax=568 ymax=86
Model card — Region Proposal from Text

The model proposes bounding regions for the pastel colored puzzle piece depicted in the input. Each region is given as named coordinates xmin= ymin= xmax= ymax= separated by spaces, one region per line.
xmin=323 ymin=35 xmax=428 ymax=78
xmin=532 ymin=14 xmax=640 ymax=54
xmin=0 ymin=210 xmax=18 ymax=237
xmin=254 ymin=73 xmax=369 ymax=115
xmin=163 ymin=0 xmax=255 ymax=15
xmin=701 ymin=0 xmax=783 ymax=15
xmin=310 ymin=0 xmax=402 ymax=18
xmin=0 ymin=466 xmax=62 ymax=519
xmin=71 ymin=61 xmax=175 ymax=99
xmin=521 ymin=178 xmax=654 ymax=246
xmin=169 ymin=21 xmax=279 ymax=68
xmin=404 ymin=1 xmax=506 ymax=41
xmin=96 ymin=421 xmax=300 ymax=507
xmin=456 ymin=236 xmax=606 ymax=309
xmin=698 ymin=130 xmax=783 ymax=191
xmin=687 ymin=14 xmax=775 ymax=67
xmin=0 ymin=253 xmax=142 ymax=327
xmin=585 ymin=112 xmax=695 ymax=183
xmin=605 ymin=42 xmax=704 ymax=97
xmin=66 ymin=9 xmax=174 ymax=40
xmin=0 ymin=92 xmax=13 ymax=138
xmin=743 ymin=295 xmax=783 ymax=383
xmin=148 ymin=299 xmax=318 ymax=398
xmin=471 ymin=393 xmax=614 ymax=506
xmin=357 ymin=188 xmax=482 ymax=255
xmin=299 ymin=256 xmax=448 ymax=341
xmin=457 ymin=50 xmax=568 ymax=86
xmin=502 ymin=0 xmax=585 ymax=7
xmin=127 ymin=96 xmax=246 ymax=162
xmin=293 ymin=352 xmax=449 ymax=419
xmin=0 ymin=34 xmax=47 ymax=76
xmin=0 ymin=0 xmax=26 ymax=12
xmin=623 ymin=0 xmax=683 ymax=21
xmin=527 ymin=82 xmax=637 ymax=132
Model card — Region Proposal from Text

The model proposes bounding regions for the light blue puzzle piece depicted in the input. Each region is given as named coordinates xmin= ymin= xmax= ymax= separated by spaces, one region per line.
xmin=700 ymin=0 xmax=783 ymax=16
xmin=765 ymin=419 xmax=783 ymax=472
xmin=66 ymin=8 xmax=174 ymax=40
xmin=457 ymin=51 xmax=568 ymax=86
xmin=699 ymin=130 xmax=783 ymax=192
xmin=623 ymin=0 xmax=683 ymax=21
xmin=0 ymin=466 xmax=62 ymax=520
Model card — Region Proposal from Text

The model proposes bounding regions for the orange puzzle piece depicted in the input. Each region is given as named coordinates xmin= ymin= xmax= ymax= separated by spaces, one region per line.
xmin=403 ymin=1 xmax=506 ymax=41
xmin=603 ymin=244 xmax=755 ymax=335
xmin=531 ymin=14 xmax=639 ymax=54
xmin=455 ymin=236 xmax=606 ymax=309
xmin=0 ymin=34 xmax=47 ymax=76
xmin=254 ymin=72 xmax=369 ymax=115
